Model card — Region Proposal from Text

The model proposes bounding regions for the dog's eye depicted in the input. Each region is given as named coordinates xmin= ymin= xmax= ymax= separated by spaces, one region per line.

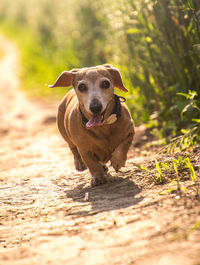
xmin=78 ymin=83 xmax=87 ymax=92
xmin=101 ymin=80 xmax=110 ymax=89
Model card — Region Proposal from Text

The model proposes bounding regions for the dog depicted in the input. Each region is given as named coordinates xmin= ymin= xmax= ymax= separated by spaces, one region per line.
xmin=49 ymin=64 xmax=134 ymax=186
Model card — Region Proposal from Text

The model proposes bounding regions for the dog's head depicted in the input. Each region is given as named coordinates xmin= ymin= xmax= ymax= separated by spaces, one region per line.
xmin=49 ymin=64 xmax=128 ymax=129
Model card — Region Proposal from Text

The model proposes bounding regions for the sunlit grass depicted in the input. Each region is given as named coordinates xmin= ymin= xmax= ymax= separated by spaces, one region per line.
xmin=0 ymin=46 xmax=3 ymax=59
xmin=0 ymin=0 xmax=199 ymax=141
xmin=133 ymin=155 xmax=199 ymax=196
xmin=0 ymin=21 xmax=74 ymax=100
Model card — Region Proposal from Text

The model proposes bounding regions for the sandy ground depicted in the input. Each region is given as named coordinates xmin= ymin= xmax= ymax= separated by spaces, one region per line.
xmin=0 ymin=35 xmax=200 ymax=265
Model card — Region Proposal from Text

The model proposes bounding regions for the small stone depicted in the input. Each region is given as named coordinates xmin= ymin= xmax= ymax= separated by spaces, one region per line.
xmin=84 ymin=192 xmax=89 ymax=201
xmin=155 ymin=226 xmax=161 ymax=232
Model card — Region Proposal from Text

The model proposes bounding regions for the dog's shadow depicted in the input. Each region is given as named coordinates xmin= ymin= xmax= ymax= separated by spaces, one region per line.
xmin=65 ymin=176 xmax=143 ymax=214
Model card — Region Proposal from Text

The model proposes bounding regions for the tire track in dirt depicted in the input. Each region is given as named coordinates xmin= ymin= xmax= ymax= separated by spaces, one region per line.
xmin=0 ymin=34 xmax=200 ymax=265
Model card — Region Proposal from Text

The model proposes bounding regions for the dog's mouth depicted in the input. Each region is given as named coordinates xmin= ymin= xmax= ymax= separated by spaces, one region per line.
xmin=84 ymin=95 xmax=124 ymax=130
xmin=86 ymin=114 xmax=103 ymax=129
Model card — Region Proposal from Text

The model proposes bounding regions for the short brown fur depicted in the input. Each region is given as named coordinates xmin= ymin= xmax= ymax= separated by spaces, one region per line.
xmin=50 ymin=64 xmax=134 ymax=186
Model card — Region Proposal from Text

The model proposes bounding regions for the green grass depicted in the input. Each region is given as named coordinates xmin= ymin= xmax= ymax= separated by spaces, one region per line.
xmin=0 ymin=21 xmax=74 ymax=100
xmin=0 ymin=46 xmax=3 ymax=59
xmin=0 ymin=0 xmax=200 ymax=143
xmin=133 ymin=155 xmax=199 ymax=195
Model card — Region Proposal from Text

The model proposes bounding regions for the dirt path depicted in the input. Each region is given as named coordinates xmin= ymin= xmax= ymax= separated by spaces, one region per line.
xmin=0 ymin=35 xmax=200 ymax=265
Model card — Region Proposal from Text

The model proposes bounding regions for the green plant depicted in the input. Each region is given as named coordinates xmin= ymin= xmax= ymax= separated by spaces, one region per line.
xmin=184 ymin=157 xmax=199 ymax=196
xmin=133 ymin=155 xmax=198 ymax=195
xmin=160 ymin=89 xmax=200 ymax=152
xmin=173 ymin=162 xmax=180 ymax=191
xmin=132 ymin=159 xmax=169 ymax=185
xmin=190 ymin=220 xmax=200 ymax=232
xmin=178 ymin=90 xmax=200 ymax=147
xmin=171 ymin=156 xmax=199 ymax=195
xmin=178 ymin=90 xmax=200 ymax=118
xmin=184 ymin=157 xmax=196 ymax=184
xmin=155 ymin=159 xmax=167 ymax=184
xmin=184 ymin=219 xmax=200 ymax=239
xmin=0 ymin=0 xmax=200 ymax=138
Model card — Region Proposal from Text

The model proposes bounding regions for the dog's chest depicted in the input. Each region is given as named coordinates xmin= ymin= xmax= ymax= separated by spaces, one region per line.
xmin=89 ymin=127 xmax=122 ymax=162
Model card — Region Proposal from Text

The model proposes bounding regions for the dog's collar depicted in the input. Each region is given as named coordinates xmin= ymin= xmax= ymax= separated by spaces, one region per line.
xmin=79 ymin=95 xmax=126 ymax=126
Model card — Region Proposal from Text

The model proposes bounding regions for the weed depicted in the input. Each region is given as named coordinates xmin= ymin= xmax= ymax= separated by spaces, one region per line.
xmin=184 ymin=157 xmax=199 ymax=196
xmin=191 ymin=220 xmax=200 ymax=232
xmin=186 ymin=220 xmax=200 ymax=239
xmin=133 ymin=155 xmax=198 ymax=195
xmin=154 ymin=159 xmax=167 ymax=185
xmin=163 ymin=128 xmax=200 ymax=153
xmin=184 ymin=157 xmax=196 ymax=184
xmin=132 ymin=159 xmax=169 ymax=185
xmin=173 ymin=162 xmax=180 ymax=191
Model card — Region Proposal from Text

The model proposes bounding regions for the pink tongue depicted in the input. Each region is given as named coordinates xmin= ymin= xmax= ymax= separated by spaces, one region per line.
xmin=86 ymin=114 xmax=102 ymax=129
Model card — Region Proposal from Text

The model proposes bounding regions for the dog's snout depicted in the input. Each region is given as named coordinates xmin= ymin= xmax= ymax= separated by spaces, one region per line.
xmin=90 ymin=100 xmax=102 ymax=114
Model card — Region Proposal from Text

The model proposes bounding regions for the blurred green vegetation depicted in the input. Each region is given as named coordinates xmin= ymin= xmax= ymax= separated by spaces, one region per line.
xmin=0 ymin=0 xmax=199 ymax=143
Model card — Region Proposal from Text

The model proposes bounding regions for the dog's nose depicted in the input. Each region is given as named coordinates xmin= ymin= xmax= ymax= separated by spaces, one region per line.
xmin=90 ymin=100 xmax=102 ymax=114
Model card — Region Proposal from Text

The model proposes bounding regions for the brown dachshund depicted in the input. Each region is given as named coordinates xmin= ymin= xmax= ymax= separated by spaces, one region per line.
xmin=49 ymin=64 xmax=134 ymax=186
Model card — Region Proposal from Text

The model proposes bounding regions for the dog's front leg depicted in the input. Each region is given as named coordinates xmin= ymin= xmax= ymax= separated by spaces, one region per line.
xmin=80 ymin=151 xmax=107 ymax=186
xmin=70 ymin=147 xmax=87 ymax=172
xmin=111 ymin=131 xmax=134 ymax=172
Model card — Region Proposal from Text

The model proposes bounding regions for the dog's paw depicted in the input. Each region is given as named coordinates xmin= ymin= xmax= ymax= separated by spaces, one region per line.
xmin=91 ymin=174 xmax=107 ymax=187
xmin=110 ymin=148 xmax=127 ymax=173
xmin=103 ymin=165 xmax=109 ymax=172
xmin=91 ymin=173 xmax=118 ymax=186
xmin=74 ymin=158 xmax=87 ymax=171
xmin=105 ymin=173 xmax=118 ymax=182
xmin=111 ymin=159 xmax=126 ymax=173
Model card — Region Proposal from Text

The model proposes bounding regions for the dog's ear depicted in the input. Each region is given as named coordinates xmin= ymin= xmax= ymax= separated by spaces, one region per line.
xmin=104 ymin=65 xmax=128 ymax=92
xmin=49 ymin=71 xmax=76 ymax=88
